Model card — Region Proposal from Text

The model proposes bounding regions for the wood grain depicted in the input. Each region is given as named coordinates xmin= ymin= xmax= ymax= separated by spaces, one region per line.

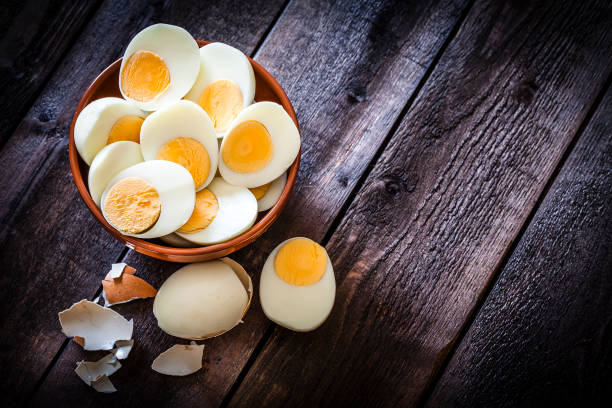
xmin=425 ymin=88 xmax=612 ymax=407
xmin=229 ymin=0 xmax=612 ymax=406
xmin=31 ymin=0 xmax=470 ymax=406
xmin=0 ymin=0 xmax=286 ymax=406
xmin=0 ymin=0 xmax=102 ymax=147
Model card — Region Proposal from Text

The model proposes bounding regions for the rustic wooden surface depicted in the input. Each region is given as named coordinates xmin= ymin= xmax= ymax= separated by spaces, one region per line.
xmin=0 ymin=0 xmax=610 ymax=407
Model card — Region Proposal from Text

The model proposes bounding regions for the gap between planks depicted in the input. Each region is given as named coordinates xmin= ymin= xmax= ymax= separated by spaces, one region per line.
xmin=219 ymin=1 xmax=477 ymax=406
xmin=26 ymin=0 xmax=293 ymax=401
xmin=415 ymin=68 xmax=612 ymax=408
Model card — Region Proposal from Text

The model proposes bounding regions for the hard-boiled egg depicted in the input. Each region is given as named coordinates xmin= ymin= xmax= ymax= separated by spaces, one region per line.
xmin=184 ymin=42 xmax=255 ymax=137
xmin=88 ymin=141 xmax=143 ymax=206
xmin=74 ymin=97 xmax=146 ymax=165
xmin=260 ymin=237 xmax=335 ymax=331
xmin=218 ymin=102 xmax=300 ymax=187
xmin=119 ymin=24 xmax=200 ymax=111
xmin=101 ymin=160 xmax=195 ymax=239
xmin=249 ymin=172 xmax=287 ymax=212
xmin=140 ymin=100 xmax=217 ymax=191
xmin=176 ymin=177 xmax=257 ymax=245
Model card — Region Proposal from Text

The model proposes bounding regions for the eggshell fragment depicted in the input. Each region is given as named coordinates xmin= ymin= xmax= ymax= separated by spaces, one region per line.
xmin=91 ymin=376 xmax=117 ymax=393
xmin=75 ymin=352 xmax=121 ymax=392
xmin=59 ymin=300 xmax=133 ymax=350
xmin=112 ymin=339 xmax=134 ymax=360
xmin=102 ymin=265 xmax=157 ymax=307
xmin=105 ymin=263 xmax=134 ymax=280
xmin=151 ymin=342 xmax=204 ymax=376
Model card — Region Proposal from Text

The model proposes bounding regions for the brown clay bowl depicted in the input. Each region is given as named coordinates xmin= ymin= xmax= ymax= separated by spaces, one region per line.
xmin=69 ymin=40 xmax=300 ymax=263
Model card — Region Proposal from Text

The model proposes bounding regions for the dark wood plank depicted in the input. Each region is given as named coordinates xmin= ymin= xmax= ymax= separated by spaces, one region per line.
xmin=0 ymin=0 xmax=102 ymax=147
xmin=425 ymin=88 xmax=612 ymax=407
xmin=228 ymin=1 xmax=612 ymax=406
xmin=0 ymin=0 xmax=286 ymax=406
xmin=31 ymin=0 xmax=470 ymax=406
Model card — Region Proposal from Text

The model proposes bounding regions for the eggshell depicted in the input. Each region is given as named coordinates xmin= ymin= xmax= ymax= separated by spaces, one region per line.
xmin=151 ymin=342 xmax=204 ymax=376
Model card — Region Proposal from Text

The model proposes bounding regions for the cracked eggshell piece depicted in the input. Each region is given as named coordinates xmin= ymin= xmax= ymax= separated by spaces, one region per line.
xmin=153 ymin=259 xmax=252 ymax=340
xmin=75 ymin=353 xmax=121 ymax=386
xmin=151 ymin=342 xmax=204 ymax=376
xmin=254 ymin=172 xmax=287 ymax=212
xmin=100 ymin=160 xmax=196 ymax=239
xmin=112 ymin=339 xmax=134 ymax=360
xmin=91 ymin=375 xmax=117 ymax=393
xmin=59 ymin=300 xmax=133 ymax=350
xmin=102 ymin=269 xmax=157 ymax=307
xmin=88 ymin=141 xmax=144 ymax=206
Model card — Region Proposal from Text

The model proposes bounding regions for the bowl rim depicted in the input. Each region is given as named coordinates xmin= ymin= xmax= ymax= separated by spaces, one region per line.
xmin=69 ymin=40 xmax=300 ymax=260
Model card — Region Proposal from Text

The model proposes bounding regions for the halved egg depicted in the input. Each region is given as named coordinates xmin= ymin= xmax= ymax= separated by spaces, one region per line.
xmin=184 ymin=42 xmax=255 ymax=137
xmin=176 ymin=177 xmax=257 ymax=245
xmin=260 ymin=237 xmax=335 ymax=331
xmin=218 ymin=102 xmax=300 ymax=188
xmin=100 ymin=160 xmax=195 ymax=239
xmin=140 ymin=100 xmax=218 ymax=191
xmin=74 ymin=97 xmax=146 ymax=165
xmin=88 ymin=141 xmax=143 ymax=206
xmin=249 ymin=172 xmax=287 ymax=212
xmin=119 ymin=24 xmax=200 ymax=111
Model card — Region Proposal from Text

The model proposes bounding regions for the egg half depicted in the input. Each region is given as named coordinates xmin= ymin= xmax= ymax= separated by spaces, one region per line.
xmin=140 ymin=100 xmax=218 ymax=191
xmin=218 ymin=102 xmax=300 ymax=188
xmin=100 ymin=160 xmax=195 ymax=239
xmin=74 ymin=97 xmax=146 ymax=165
xmin=184 ymin=42 xmax=255 ymax=137
xmin=260 ymin=237 xmax=335 ymax=331
xmin=119 ymin=24 xmax=200 ymax=111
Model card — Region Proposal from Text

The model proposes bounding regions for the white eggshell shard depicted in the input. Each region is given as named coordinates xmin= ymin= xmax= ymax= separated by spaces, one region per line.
xmin=257 ymin=172 xmax=287 ymax=212
xmin=184 ymin=42 xmax=255 ymax=137
xmin=151 ymin=343 xmax=204 ymax=376
xmin=112 ymin=339 xmax=134 ymax=360
xmin=74 ymin=97 xmax=145 ymax=165
xmin=100 ymin=161 xmax=196 ymax=239
xmin=119 ymin=24 xmax=200 ymax=111
xmin=153 ymin=259 xmax=252 ymax=340
xmin=176 ymin=177 xmax=257 ymax=245
xmin=140 ymin=100 xmax=218 ymax=190
xmin=59 ymin=299 xmax=133 ymax=350
xmin=75 ymin=353 xmax=121 ymax=386
xmin=159 ymin=233 xmax=197 ymax=248
xmin=219 ymin=102 xmax=300 ymax=187
xmin=260 ymin=238 xmax=336 ymax=332
xmin=88 ymin=141 xmax=144 ymax=206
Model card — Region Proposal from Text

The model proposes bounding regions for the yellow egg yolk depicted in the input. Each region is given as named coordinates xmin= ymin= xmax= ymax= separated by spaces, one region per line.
xmin=274 ymin=238 xmax=327 ymax=286
xmin=155 ymin=137 xmax=210 ymax=188
xmin=104 ymin=177 xmax=161 ymax=234
xmin=106 ymin=115 xmax=144 ymax=145
xmin=249 ymin=182 xmax=271 ymax=200
xmin=177 ymin=188 xmax=219 ymax=233
xmin=198 ymin=80 xmax=243 ymax=133
xmin=222 ymin=120 xmax=273 ymax=173
xmin=121 ymin=50 xmax=171 ymax=102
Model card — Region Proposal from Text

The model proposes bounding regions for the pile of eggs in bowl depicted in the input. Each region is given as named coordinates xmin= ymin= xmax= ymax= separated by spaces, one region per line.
xmin=75 ymin=24 xmax=300 ymax=246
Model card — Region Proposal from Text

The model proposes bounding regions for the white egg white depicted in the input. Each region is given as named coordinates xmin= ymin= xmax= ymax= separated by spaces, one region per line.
xmin=139 ymin=100 xmax=218 ymax=190
xmin=100 ymin=160 xmax=195 ymax=239
xmin=260 ymin=238 xmax=336 ymax=332
xmin=184 ymin=42 xmax=255 ymax=138
xmin=74 ymin=97 xmax=145 ymax=165
xmin=88 ymin=141 xmax=144 ymax=206
xmin=218 ymin=102 xmax=300 ymax=188
xmin=176 ymin=177 xmax=257 ymax=245
xmin=119 ymin=24 xmax=200 ymax=111
xmin=256 ymin=172 xmax=287 ymax=212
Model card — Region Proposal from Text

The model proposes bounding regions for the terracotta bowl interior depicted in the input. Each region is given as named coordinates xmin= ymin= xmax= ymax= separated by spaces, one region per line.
xmin=69 ymin=40 xmax=300 ymax=262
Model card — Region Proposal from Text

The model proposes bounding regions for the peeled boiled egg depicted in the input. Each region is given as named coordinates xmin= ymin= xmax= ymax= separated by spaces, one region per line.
xmin=88 ymin=141 xmax=143 ymax=206
xmin=260 ymin=237 xmax=335 ymax=331
xmin=119 ymin=24 xmax=200 ymax=111
xmin=176 ymin=177 xmax=257 ymax=245
xmin=249 ymin=172 xmax=287 ymax=212
xmin=74 ymin=97 xmax=146 ymax=165
xmin=100 ymin=160 xmax=195 ymax=239
xmin=218 ymin=102 xmax=300 ymax=188
xmin=184 ymin=42 xmax=255 ymax=137
xmin=153 ymin=258 xmax=252 ymax=339
xmin=140 ymin=100 xmax=218 ymax=191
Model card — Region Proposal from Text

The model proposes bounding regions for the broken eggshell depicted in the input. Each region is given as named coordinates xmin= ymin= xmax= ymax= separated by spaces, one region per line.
xmin=151 ymin=342 xmax=204 ymax=376
xmin=153 ymin=258 xmax=252 ymax=340
xmin=102 ymin=267 xmax=157 ymax=307
xmin=59 ymin=299 xmax=133 ymax=350
xmin=75 ymin=352 xmax=121 ymax=393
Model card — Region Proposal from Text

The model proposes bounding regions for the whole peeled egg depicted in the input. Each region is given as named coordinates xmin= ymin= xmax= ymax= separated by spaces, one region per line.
xmin=153 ymin=258 xmax=253 ymax=339
xmin=260 ymin=237 xmax=336 ymax=331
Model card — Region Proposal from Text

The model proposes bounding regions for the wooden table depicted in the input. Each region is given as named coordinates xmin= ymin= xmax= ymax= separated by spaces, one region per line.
xmin=1 ymin=0 xmax=610 ymax=406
